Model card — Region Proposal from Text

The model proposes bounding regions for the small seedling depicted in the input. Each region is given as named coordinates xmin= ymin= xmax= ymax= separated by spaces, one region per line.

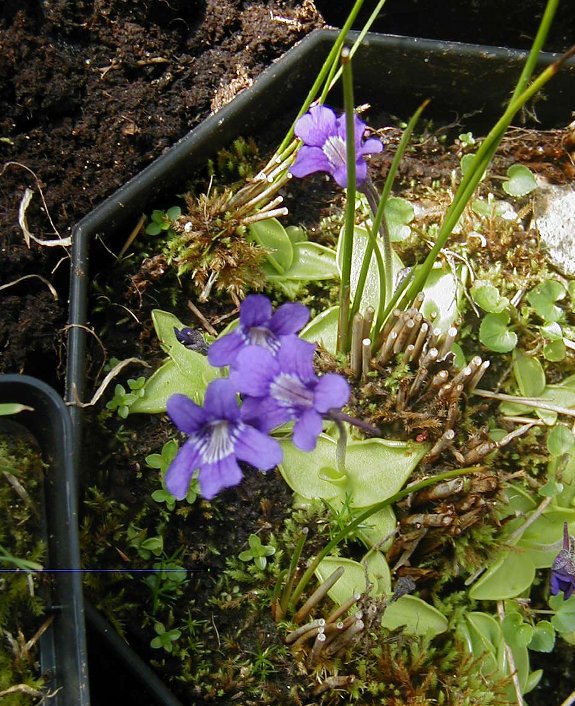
xmin=150 ymin=621 xmax=182 ymax=653
xmin=106 ymin=377 xmax=146 ymax=418
xmin=145 ymin=207 xmax=182 ymax=236
xmin=238 ymin=534 xmax=276 ymax=571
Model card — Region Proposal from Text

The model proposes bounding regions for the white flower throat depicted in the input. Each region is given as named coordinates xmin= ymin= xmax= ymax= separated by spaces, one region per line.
xmin=323 ymin=135 xmax=347 ymax=169
xmin=197 ymin=421 xmax=237 ymax=463
xmin=270 ymin=374 xmax=314 ymax=409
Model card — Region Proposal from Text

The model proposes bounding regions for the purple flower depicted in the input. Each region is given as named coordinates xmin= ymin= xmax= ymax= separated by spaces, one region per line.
xmin=550 ymin=522 xmax=575 ymax=600
xmin=232 ymin=336 xmax=350 ymax=451
xmin=208 ymin=294 xmax=309 ymax=368
xmin=290 ymin=105 xmax=382 ymax=189
xmin=165 ymin=379 xmax=282 ymax=500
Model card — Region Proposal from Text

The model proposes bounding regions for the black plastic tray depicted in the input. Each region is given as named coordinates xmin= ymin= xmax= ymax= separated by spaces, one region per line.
xmin=0 ymin=374 xmax=90 ymax=706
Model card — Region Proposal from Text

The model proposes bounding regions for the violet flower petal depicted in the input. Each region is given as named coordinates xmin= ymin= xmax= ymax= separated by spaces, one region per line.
xmin=203 ymin=378 xmax=240 ymax=421
xmin=290 ymin=146 xmax=332 ymax=179
xmin=235 ymin=424 xmax=283 ymax=469
xmin=240 ymin=395 xmax=291 ymax=433
xmin=360 ymin=136 xmax=384 ymax=156
xmin=269 ymin=302 xmax=310 ymax=336
xmin=233 ymin=346 xmax=278 ymax=397
xmin=199 ymin=456 xmax=244 ymax=500
xmin=294 ymin=105 xmax=338 ymax=147
xmin=239 ymin=294 xmax=272 ymax=328
xmin=332 ymin=164 xmax=348 ymax=189
xmin=167 ymin=394 xmax=207 ymax=435
xmin=291 ymin=106 xmax=382 ymax=189
xmin=208 ymin=330 xmax=244 ymax=367
xmin=313 ymin=373 xmax=350 ymax=413
xmin=165 ymin=442 xmax=202 ymax=499
xmin=276 ymin=336 xmax=316 ymax=381
xmin=292 ymin=408 xmax=323 ymax=451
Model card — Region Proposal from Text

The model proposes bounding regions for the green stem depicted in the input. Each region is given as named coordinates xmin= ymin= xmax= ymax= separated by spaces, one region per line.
xmin=322 ymin=0 xmax=390 ymax=100
xmin=289 ymin=465 xmax=485 ymax=608
xmin=337 ymin=46 xmax=357 ymax=355
xmin=369 ymin=99 xmax=430 ymax=336
xmin=350 ymin=100 xmax=429 ymax=339
xmin=360 ymin=179 xmax=392 ymax=318
xmin=510 ymin=0 xmax=560 ymax=101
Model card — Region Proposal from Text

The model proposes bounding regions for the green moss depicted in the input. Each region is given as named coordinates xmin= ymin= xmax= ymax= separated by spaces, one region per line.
xmin=0 ymin=421 xmax=47 ymax=704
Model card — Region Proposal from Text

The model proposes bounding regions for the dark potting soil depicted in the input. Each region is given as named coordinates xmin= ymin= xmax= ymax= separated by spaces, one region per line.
xmin=0 ymin=0 xmax=323 ymax=381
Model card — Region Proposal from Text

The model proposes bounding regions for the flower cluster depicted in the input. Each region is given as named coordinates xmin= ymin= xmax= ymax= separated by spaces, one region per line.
xmin=289 ymin=105 xmax=382 ymax=189
xmin=165 ymin=295 xmax=350 ymax=500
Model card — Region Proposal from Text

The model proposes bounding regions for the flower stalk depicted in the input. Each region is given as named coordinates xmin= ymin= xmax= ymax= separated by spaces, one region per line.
xmin=337 ymin=46 xmax=357 ymax=354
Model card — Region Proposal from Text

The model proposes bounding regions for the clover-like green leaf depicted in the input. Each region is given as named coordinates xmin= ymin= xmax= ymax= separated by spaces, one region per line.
xmin=543 ymin=338 xmax=566 ymax=362
xmin=549 ymin=593 xmax=575 ymax=635
xmin=527 ymin=279 xmax=566 ymax=323
xmin=145 ymin=439 xmax=179 ymax=472
xmin=528 ymin=620 xmax=555 ymax=652
xmin=501 ymin=612 xmax=533 ymax=649
xmin=470 ymin=280 xmax=510 ymax=314
xmin=166 ymin=206 xmax=182 ymax=221
xmin=479 ymin=311 xmax=518 ymax=353
xmin=502 ymin=164 xmax=537 ymax=197
xmin=460 ymin=153 xmax=476 ymax=176
xmin=239 ymin=534 xmax=275 ymax=570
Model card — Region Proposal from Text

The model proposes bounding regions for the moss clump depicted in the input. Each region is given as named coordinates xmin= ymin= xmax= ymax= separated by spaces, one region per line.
xmin=0 ymin=420 xmax=47 ymax=704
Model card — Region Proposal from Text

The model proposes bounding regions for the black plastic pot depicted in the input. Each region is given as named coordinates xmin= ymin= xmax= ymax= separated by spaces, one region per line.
xmin=0 ymin=374 xmax=90 ymax=706
xmin=65 ymin=28 xmax=575 ymax=705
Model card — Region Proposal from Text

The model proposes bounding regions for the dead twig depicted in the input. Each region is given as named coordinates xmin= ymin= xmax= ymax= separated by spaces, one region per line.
xmin=187 ymin=300 xmax=218 ymax=337
xmin=0 ymin=274 xmax=58 ymax=300
xmin=1 ymin=161 xmax=71 ymax=248
xmin=70 ymin=357 xmax=149 ymax=408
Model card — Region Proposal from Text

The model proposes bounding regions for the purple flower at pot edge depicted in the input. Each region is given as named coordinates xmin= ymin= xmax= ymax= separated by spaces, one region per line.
xmin=232 ymin=336 xmax=350 ymax=452
xmin=550 ymin=521 xmax=575 ymax=600
xmin=165 ymin=378 xmax=283 ymax=500
xmin=289 ymin=104 xmax=383 ymax=189
xmin=208 ymin=294 xmax=310 ymax=369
